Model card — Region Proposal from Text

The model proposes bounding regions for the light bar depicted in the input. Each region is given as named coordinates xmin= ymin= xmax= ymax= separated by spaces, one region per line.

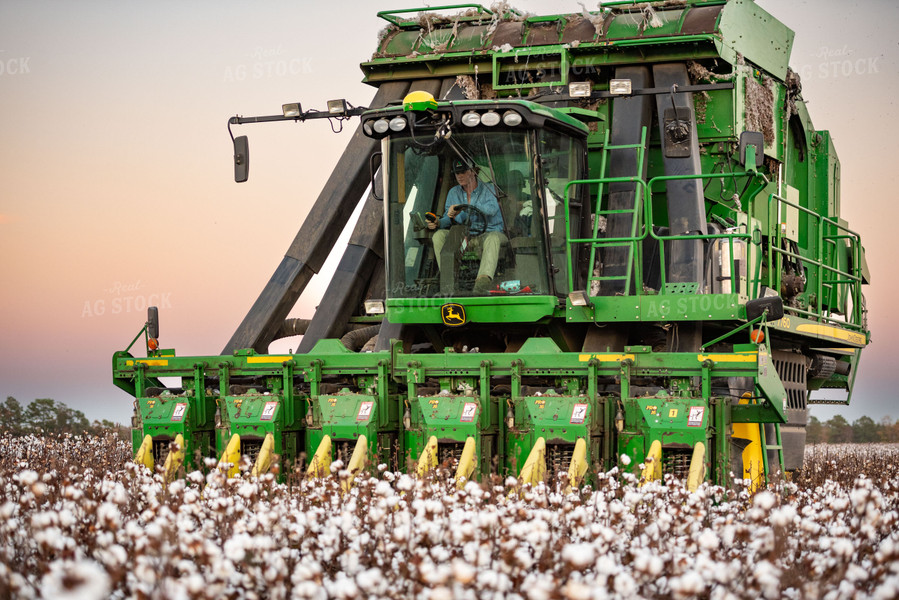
xmin=282 ymin=103 xmax=302 ymax=118
xmin=609 ymin=79 xmax=633 ymax=95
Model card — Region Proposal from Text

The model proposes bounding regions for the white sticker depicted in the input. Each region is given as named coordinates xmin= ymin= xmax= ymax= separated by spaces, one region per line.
xmin=357 ymin=401 xmax=374 ymax=422
xmin=171 ymin=403 xmax=187 ymax=422
xmin=571 ymin=403 xmax=588 ymax=424
xmin=687 ymin=406 xmax=705 ymax=427
xmin=260 ymin=401 xmax=278 ymax=421
xmin=461 ymin=402 xmax=478 ymax=423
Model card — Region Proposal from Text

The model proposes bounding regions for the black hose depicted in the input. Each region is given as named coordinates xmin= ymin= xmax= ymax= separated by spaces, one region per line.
xmin=273 ymin=318 xmax=311 ymax=340
xmin=340 ymin=325 xmax=381 ymax=352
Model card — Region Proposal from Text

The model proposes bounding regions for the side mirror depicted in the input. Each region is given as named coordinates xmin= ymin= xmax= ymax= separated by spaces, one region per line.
xmin=745 ymin=295 xmax=784 ymax=322
xmin=370 ymin=152 xmax=383 ymax=200
xmin=147 ymin=306 xmax=159 ymax=339
xmin=740 ymin=131 xmax=764 ymax=169
xmin=234 ymin=135 xmax=249 ymax=183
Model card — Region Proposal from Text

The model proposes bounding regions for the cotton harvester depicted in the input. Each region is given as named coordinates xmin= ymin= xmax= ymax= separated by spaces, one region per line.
xmin=114 ymin=0 xmax=870 ymax=491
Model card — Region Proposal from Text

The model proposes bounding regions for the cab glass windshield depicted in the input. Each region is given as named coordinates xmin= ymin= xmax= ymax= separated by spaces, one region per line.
xmin=384 ymin=130 xmax=554 ymax=299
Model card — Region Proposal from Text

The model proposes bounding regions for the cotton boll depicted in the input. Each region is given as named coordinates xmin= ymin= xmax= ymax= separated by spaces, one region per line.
xmin=562 ymin=542 xmax=596 ymax=568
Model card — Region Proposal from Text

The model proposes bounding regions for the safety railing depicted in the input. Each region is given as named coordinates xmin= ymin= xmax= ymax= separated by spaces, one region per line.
xmin=564 ymin=170 xmax=761 ymax=299
xmin=766 ymin=193 xmax=866 ymax=330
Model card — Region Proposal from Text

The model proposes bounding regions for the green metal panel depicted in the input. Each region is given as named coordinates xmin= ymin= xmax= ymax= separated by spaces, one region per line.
xmin=716 ymin=0 xmax=794 ymax=81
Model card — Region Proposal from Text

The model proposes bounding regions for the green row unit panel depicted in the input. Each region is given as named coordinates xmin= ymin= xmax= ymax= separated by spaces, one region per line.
xmin=215 ymin=395 xmax=305 ymax=471
xmin=306 ymin=392 xmax=402 ymax=470
xmin=406 ymin=395 xmax=499 ymax=478
xmin=134 ymin=395 xmax=215 ymax=471
xmin=506 ymin=394 xmax=600 ymax=477
xmin=619 ymin=396 xmax=711 ymax=473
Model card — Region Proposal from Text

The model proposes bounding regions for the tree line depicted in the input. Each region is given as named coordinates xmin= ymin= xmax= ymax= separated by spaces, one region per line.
xmin=0 ymin=397 xmax=128 ymax=439
xmin=807 ymin=415 xmax=899 ymax=444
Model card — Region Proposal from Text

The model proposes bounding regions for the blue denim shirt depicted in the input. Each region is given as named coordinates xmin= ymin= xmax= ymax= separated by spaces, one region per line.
xmin=437 ymin=182 xmax=504 ymax=233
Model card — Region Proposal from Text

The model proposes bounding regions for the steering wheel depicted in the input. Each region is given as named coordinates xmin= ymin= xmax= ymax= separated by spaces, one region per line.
xmin=456 ymin=204 xmax=488 ymax=237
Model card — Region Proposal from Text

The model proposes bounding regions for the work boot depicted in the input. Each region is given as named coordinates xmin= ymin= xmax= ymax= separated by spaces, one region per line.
xmin=473 ymin=275 xmax=492 ymax=295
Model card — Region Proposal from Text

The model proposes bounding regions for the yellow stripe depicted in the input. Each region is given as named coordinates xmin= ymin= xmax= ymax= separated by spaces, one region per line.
xmin=246 ymin=356 xmax=293 ymax=364
xmin=578 ymin=354 xmax=635 ymax=362
xmin=697 ymin=353 xmax=757 ymax=363
xmin=126 ymin=359 xmax=169 ymax=366
xmin=795 ymin=324 xmax=866 ymax=345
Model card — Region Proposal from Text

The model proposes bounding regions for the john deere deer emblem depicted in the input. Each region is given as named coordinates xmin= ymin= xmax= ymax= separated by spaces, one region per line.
xmin=441 ymin=303 xmax=466 ymax=326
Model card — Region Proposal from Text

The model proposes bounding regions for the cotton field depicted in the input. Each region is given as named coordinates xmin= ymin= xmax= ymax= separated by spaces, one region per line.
xmin=1 ymin=435 xmax=898 ymax=600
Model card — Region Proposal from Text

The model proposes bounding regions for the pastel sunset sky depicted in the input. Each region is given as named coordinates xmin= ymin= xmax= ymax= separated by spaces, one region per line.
xmin=1 ymin=0 xmax=895 ymax=426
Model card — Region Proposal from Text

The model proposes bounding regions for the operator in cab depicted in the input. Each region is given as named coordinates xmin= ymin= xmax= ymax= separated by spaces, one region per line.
xmin=427 ymin=159 xmax=506 ymax=295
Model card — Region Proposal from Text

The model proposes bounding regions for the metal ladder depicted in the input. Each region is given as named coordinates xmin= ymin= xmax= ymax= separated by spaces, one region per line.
xmin=586 ymin=126 xmax=649 ymax=296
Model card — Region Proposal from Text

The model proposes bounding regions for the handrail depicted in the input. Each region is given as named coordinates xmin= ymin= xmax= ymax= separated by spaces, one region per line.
xmin=767 ymin=192 xmax=865 ymax=328
xmin=378 ymin=5 xmax=497 ymax=26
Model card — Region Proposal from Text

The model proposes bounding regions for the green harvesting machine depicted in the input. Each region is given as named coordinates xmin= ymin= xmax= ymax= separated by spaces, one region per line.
xmin=114 ymin=0 xmax=870 ymax=491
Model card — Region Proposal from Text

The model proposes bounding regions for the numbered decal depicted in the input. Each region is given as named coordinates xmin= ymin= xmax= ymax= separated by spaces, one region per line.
xmin=171 ymin=403 xmax=187 ymax=422
xmin=260 ymin=401 xmax=278 ymax=421
xmin=668 ymin=408 xmax=679 ymax=419
xmin=570 ymin=403 xmax=588 ymax=424
xmin=461 ymin=402 xmax=478 ymax=423
xmin=357 ymin=401 xmax=374 ymax=422
xmin=687 ymin=406 xmax=705 ymax=427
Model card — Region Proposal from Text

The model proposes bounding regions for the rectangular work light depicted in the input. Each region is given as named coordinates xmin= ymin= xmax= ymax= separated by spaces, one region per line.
xmin=282 ymin=103 xmax=302 ymax=118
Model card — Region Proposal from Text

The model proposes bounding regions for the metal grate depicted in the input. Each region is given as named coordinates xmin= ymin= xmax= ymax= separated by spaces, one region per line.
xmin=438 ymin=442 xmax=465 ymax=466
xmin=772 ymin=351 xmax=808 ymax=411
xmin=664 ymin=282 xmax=699 ymax=294
xmin=662 ymin=448 xmax=693 ymax=480
xmin=334 ymin=440 xmax=355 ymax=464
xmin=240 ymin=438 xmax=264 ymax=466
xmin=547 ymin=443 xmax=576 ymax=483
xmin=151 ymin=438 xmax=171 ymax=467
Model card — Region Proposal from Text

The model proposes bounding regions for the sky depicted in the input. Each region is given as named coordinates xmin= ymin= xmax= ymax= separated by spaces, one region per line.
xmin=0 ymin=0 xmax=895 ymax=427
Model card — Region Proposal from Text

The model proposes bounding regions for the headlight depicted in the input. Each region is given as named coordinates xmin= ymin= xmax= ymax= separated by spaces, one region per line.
xmin=461 ymin=111 xmax=481 ymax=127
xmin=389 ymin=117 xmax=407 ymax=131
xmin=372 ymin=119 xmax=390 ymax=134
xmin=610 ymin=79 xmax=633 ymax=95
xmin=363 ymin=121 xmax=373 ymax=136
xmin=502 ymin=111 xmax=522 ymax=126
xmin=481 ymin=111 xmax=501 ymax=126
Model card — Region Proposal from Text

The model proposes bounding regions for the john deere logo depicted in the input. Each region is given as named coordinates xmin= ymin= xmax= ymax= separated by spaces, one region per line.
xmin=441 ymin=303 xmax=466 ymax=326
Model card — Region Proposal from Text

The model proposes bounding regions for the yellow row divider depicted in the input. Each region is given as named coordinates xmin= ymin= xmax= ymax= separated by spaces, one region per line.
xmin=454 ymin=437 xmax=477 ymax=488
xmin=563 ymin=438 xmax=588 ymax=494
xmin=640 ymin=439 xmax=662 ymax=485
xmin=686 ymin=442 xmax=706 ymax=492
xmin=417 ymin=436 xmax=439 ymax=478
xmin=307 ymin=435 xmax=332 ymax=478
xmin=163 ymin=434 xmax=185 ymax=483
xmin=135 ymin=434 xmax=154 ymax=472
xmin=250 ymin=433 xmax=275 ymax=477
xmin=219 ymin=434 xmax=241 ymax=478
xmin=341 ymin=435 xmax=369 ymax=493
xmin=519 ymin=437 xmax=546 ymax=486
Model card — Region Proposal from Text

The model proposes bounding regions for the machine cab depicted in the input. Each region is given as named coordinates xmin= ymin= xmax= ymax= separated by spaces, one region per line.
xmin=362 ymin=93 xmax=589 ymax=304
